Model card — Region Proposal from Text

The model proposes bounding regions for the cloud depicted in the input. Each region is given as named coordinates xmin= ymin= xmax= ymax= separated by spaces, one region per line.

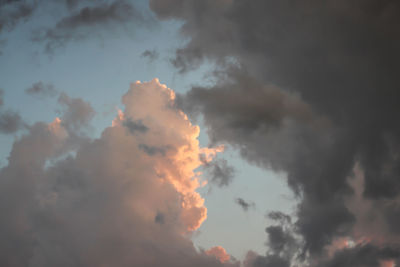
xmin=33 ymin=0 xmax=154 ymax=53
xmin=0 ymin=109 xmax=24 ymax=134
xmin=206 ymin=246 xmax=231 ymax=263
xmin=0 ymin=78 xmax=238 ymax=267
xmin=0 ymin=0 xmax=156 ymax=53
xmin=141 ymin=49 xmax=159 ymax=61
xmin=138 ymin=143 xmax=170 ymax=156
xmin=0 ymin=88 xmax=3 ymax=106
xmin=0 ymin=89 xmax=24 ymax=134
xmin=243 ymin=211 xmax=302 ymax=267
xmin=0 ymin=0 xmax=36 ymax=53
xmin=150 ymin=0 xmax=400 ymax=265
xmin=0 ymin=0 xmax=35 ymax=33
xmin=320 ymin=244 xmax=400 ymax=267
xmin=57 ymin=92 xmax=95 ymax=133
xmin=202 ymin=157 xmax=234 ymax=187
xmin=123 ymin=118 xmax=148 ymax=134
xmin=25 ymin=82 xmax=58 ymax=98
xmin=234 ymin=197 xmax=255 ymax=212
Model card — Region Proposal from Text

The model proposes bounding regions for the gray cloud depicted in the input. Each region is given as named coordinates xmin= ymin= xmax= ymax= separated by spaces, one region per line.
xmin=57 ymin=92 xmax=95 ymax=133
xmin=25 ymin=82 xmax=58 ymax=98
xmin=247 ymin=254 xmax=290 ymax=267
xmin=0 ymin=1 xmax=156 ymax=53
xmin=151 ymin=0 xmax=400 ymax=265
xmin=202 ymin=157 xmax=234 ymax=187
xmin=0 ymin=89 xmax=25 ymax=134
xmin=141 ymin=49 xmax=159 ymax=61
xmin=155 ymin=212 xmax=165 ymax=224
xmin=33 ymin=0 xmax=154 ymax=53
xmin=0 ymin=88 xmax=3 ymax=106
xmin=234 ymin=197 xmax=254 ymax=212
xmin=253 ymin=212 xmax=301 ymax=266
xmin=0 ymin=0 xmax=35 ymax=33
xmin=0 ymin=109 xmax=23 ymax=134
xmin=321 ymin=244 xmax=400 ymax=267
xmin=138 ymin=143 xmax=170 ymax=156
xmin=0 ymin=0 xmax=36 ymax=53
xmin=123 ymin=118 xmax=148 ymax=134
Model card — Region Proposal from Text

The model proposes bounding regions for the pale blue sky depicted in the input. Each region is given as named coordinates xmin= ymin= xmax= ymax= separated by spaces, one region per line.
xmin=0 ymin=1 xmax=295 ymax=260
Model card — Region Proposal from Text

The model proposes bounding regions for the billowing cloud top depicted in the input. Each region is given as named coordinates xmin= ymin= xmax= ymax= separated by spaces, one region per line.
xmin=0 ymin=79 xmax=236 ymax=267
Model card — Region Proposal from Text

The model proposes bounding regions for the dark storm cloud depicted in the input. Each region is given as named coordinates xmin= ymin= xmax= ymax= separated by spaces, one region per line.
xmin=248 ymin=254 xmax=290 ymax=267
xmin=234 ymin=197 xmax=254 ymax=212
xmin=321 ymin=244 xmax=400 ymax=267
xmin=25 ymin=81 xmax=58 ymax=98
xmin=247 ymin=211 xmax=302 ymax=267
xmin=151 ymin=0 xmax=400 ymax=265
xmin=177 ymin=70 xmax=356 ymax=255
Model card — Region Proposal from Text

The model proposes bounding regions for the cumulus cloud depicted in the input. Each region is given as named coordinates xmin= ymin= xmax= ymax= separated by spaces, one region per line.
xmin=206 ymin=246 xmax=231 ymax=263
xmin=0 ymin=78 xmax=238 ymax=267
xmin=150 ymin=0 xmax=400 ymax=265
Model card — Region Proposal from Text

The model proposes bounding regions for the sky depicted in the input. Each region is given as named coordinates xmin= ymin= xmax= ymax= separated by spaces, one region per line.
xmin=1 ymin=1 xmax=400 ymax=267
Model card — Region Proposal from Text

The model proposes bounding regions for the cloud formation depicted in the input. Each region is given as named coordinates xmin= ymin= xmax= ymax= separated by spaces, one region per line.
xmin=25 ymin=82 xmax=58 ymax=98
xmin=141 ymin=49 xmax=159 ymax=62
xmin=206 ymin=246 xmax=231 ymax=263
xmin=0 ymin=89 xmax=24 ymax=134
xmin=150 ymin=0 xmax=400 ymax=265
xmin=202 ymin=157 xmax=234 ymax=188
xmin=0 ymin=0 xmax=35 ymax=33
xmin=33 ymin=0 xmax=153 ymax=53
xmin=234 ymin=197 xmax=255 ymax=212
xmin=0 ymin=0 xmax=155 ymax=53
xmin=0 ymin=79 xmax=237 ymax=267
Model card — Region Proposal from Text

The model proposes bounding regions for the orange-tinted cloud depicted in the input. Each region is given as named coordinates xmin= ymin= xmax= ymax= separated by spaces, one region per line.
xmin=113 ymin=78 xmax=223 ymax=231
xmin=206 ymin=246 xmax=231 ymax=263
